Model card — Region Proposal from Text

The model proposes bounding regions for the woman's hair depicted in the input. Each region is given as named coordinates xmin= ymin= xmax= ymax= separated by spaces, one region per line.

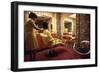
xmin=42 ymin=22 xmax=48 ymax=29
xmin=29 ymin=12 xmax=37 ymax=19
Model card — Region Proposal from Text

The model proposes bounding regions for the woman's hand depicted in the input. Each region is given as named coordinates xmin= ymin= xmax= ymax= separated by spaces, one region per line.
xmin=38 ymin=28 xmax=44 ymax=33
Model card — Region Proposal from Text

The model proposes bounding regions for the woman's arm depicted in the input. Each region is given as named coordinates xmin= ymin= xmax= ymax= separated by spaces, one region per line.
xmin=32 ymin=23 xmax=42 ymax=30
xmin=30 ymin=20 xmax=43 ymax=31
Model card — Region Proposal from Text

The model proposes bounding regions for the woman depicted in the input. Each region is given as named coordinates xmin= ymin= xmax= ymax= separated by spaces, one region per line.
xmin=24 ymin=12 xmax=43 ymax=51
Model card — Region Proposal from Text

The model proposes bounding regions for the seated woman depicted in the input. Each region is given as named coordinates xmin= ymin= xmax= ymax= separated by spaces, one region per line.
xmin=41 ymin=22 xmax=64 ymax=47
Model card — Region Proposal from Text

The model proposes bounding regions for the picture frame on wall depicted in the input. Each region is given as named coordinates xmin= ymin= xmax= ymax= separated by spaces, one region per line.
xmin=11 ymin=1 xmax=97 ymax=71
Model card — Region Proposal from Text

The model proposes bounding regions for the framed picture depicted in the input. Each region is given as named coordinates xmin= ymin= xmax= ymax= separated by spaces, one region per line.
xmin=11 ymin=1 xmax=98 ymax=71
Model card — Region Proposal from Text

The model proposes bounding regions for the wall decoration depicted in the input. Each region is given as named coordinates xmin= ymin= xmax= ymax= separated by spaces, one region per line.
xmin=11 ymin=1 xmax=97 ymax=71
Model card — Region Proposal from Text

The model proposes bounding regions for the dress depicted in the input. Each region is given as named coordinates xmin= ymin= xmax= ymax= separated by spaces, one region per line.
xmin=24 ymin=19 xmax=41 ymax=51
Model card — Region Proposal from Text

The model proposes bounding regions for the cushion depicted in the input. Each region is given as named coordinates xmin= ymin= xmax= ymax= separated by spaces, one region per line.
xmin=33 ymin=33 xmax=48 ymax=51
